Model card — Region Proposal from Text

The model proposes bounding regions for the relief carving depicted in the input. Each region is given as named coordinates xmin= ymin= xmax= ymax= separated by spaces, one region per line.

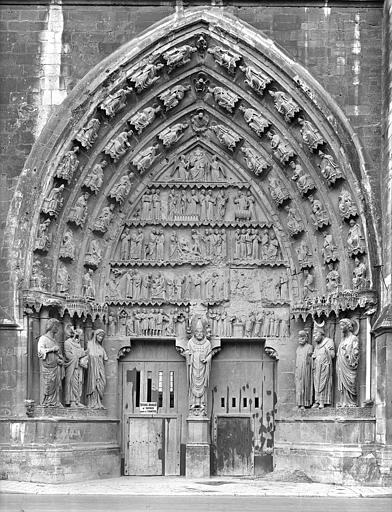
xmin=42 ymin=183 xmax=64 ymax=217
xmin=125 ymin=308 xmax=174 ymax=337
xmin=239 ymin=65 xmax=272 ymax=95
xmin=241 ymin=146 xmax=269 ymax=176
xmin=195 ymin=34 xmax=208 ymax=54
xmin=239 ymin=106 xmax=271 ymax=136
xmin=99 ymin=86 xmax=132 ymax=118
xmin=57 ymin=263 xmax=70 ymax=294
xmin=322 ymin=232 xmax=339 ymax=264
xmin=129 ymin=105 xmax=161 ymax=134
xmin=269 ymin=90 xmax=301 ymax=122
xmin=284 ymin=204 xmax=304 ymax=237
xmin=296 ymin=240 xmax=313 ymax=269
xmin=129 ymin=59 xmax=164 ymax=93
xmin=54 ymin=146 xmax=80 ymax=183
xmin=34 ymin=219 xmax=51 ymax=253
xmin=347 ymin=219 xmax=366 ymax=256
xmin=318 ymin=151 xmax=343 ymax=185
xmin=67 ymin=192 xmax=89 ymax=227
xmin=298 ymin=118 xmax=325 ymax=151
xmin=75 ymin=118 xmax=100 ymax=149
xmin=208 ymin=86 xmax=239 ymax=112
xmin=162 ymin=44 xmax=197 ymax=72
xmin=312 ymin=321 xmax=335 ymax=409
xmin=337 ymin=318 xmax=359 ymax=407
xmin=93 ymin=203 xmax=115 ymax=234
xmin=295 ymin=330 xmax=313 ymax=409
xmin=159 ymin=84 xmax=191 ymax=111
xmin=59 ymin=230 xmax=76 ymax=261
xmin=268 ymin=174 xmax=290 ymax=206
xmin=83 ymin=160 xmax=107 ymax=194
xmin=338 ymin=189 xmax=358 ymax=220
xmin=207 ymin=46 xmax=241 ymax=73
xmin=233 ymin=190 xmax=256 ymax=221
xmin=103 ymin=130 xmax=133 ymax=162
xmin=85 ymin=238 xmax=102 ymax=269
xmin=210 ymin=123 xmax=241 ymax=151
xmin=191 ymin=109 xmax=210 ymax=135
xmin=132 ymin=144 xmax=159 ymax=173
xmin=290 ymin=161 xmax=316 ymax=195
xmin=231 ymin=227 xmax=282 ymax=264
xmin=309 ymin=195 xmax=330 ymax=229
xmin=108 ymin=172 xmax=134 ymax=204
xmin=267 ymin=131 xmax=295 ymax=163
xmin=158 ymin=122 xmax=189 ymax=148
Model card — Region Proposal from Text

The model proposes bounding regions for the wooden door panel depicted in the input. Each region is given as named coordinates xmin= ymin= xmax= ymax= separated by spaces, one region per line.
xmin=216 ymin=416 xmax=253 ymax=476
xmin=126 ymin=417 xmax=163 ymax=475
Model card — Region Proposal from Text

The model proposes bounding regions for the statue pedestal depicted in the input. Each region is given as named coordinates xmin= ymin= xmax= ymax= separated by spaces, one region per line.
xmin=186 ymin=416 xmax=210 ymax=477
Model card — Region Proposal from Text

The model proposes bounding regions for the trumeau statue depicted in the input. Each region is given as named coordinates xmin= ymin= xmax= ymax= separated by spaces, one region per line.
xmin=352 ymin=257 xmax=368 ymax=290
xmin=239 ymin=65 xmax=272 ymax=95
xmin=318 ymin=151 xmax=343 ymax=185
xmin=241 ymin=146 xmax=269 ymax=176
xmin=239 ymin=106 xmax=271 ymax=136
xmin=312 ymin=321 xmax=335 ymax=409
xmin=338 ymin=189 xmax=358 ymax=219
xmin=86 ymin=329 xmax=108 ymax=409
xmin=99 ymin=86 xmax=132 ymax=117
xmin=34 ymin=219 xmax=51 ymax=253
xmin=59 ymin=230 xmax=76 ymax=261
xmin=37 ymin=318 xmax=64 ymax=407
xmin=68 ymin=192 xmax=89 ymax=227
xmin=162 ymin=44 xmax=197 ymax=72
xmin=290 ymin=161 xmax=315 ymax=195
xmin=269 ymin=90 xmax=301 ymax=122
xmin=337 ymin=318 xmax=359 ymax=407
xmin=158 ymin=122 xmax=189 ymax=148
xmin=132 ymin=145 xmax=159 ymax=173
xmin=75 ymin=118 xmax=100 ymax=149
xmin=129 ymin=59 xmax=164 ymax=93
xmin=55 ymin=146 xmax=80 ymax=183
xmin=211 ymin=124 xmax=241 ymax=151
xmin=182 ymin=317 xmax=213 ymax=416
xmin=42 ymin=183 xmax=64 ymax=217
xmin=268 ymin=174 xmax=290 ymax=206
xmin=208 ymin=86 xmax=239 ymax=112
xmin=129 ymin=105 xmax=161 ymax=134
xmin=295 ymin=330 xmax=313 ymax=409
xmin=64 ymin=326 xmax=88 ymax=408
xmin=267 ymin=132 xmax=295 ymax=163
xmin=93 ymin=203 xmax=115 ymax=233
xmin=103 ymin=130 xmax=133 ymax=162
xmin=159 ymin=84 xmax=191 ymax=111
xmin=108 ymin=173 xmax=134 ymax=204
xmin=57 ymin=262 xmax=70 ymax=294
xmin=83 ymin=160 xmax=107 ymax=194
xmin=298 ymin=118 xmax=325 ymax=151
xmin=207 ymin=46 xmax=241 ymax=73
xmin=347 ymin=219 xmax=366 ymax=256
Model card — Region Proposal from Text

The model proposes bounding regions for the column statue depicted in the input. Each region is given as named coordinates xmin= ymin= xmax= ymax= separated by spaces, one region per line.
xmin=37 ymin=318 xmax=64 ymax=407
xmin=337 ymin=318 xmax=359 ymax=407
xmin=64 ymin=327 xmax=88 ymax=408
xmin=295 ymin=330 xmax=313 ymax=409
xmin=86 ymin=329 xmax=108 ymax=409
xmin=312 ymin=321 xmax=335 ymax=409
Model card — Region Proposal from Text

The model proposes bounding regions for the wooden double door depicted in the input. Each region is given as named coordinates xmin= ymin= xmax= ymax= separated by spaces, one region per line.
xmin=121 ymin=341 xmax=187 ymax=476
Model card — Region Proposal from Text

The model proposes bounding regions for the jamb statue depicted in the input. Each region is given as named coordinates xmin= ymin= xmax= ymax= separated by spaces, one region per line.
xmin=37 ymin=318 xmax=64 ymax=407
xmin=312 ymin=321 xmax=335 ymax=409
xmin=86 ymin=329 xmax=108 ymax=409
xmin=295 ymin=330 xmax=313 ymax=409
xmin=337 ymin=318 xmax=359 ymax=407
xmin=64 ymin=326 xmax=88 ymax=408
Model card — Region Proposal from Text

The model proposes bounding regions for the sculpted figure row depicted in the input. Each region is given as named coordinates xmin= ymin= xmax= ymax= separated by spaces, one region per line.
xmin=295 ymin=319 xmax=359 ymax=409
xmin=38 ymin=319 xmax=108 ymax=410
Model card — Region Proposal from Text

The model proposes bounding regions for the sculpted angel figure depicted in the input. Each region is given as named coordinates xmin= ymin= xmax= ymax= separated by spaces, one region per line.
xmin=208 ymin=86 xmax=239 ymax=113
xmin=83 ymin=160 xmax=107 ymax=193
xmin=129 ymin=105 xmax=161 ymax=134
xmin=207 ymin=46 xmax=241 ymax=73
xmin=290 ymin=161 xmax=315 ymax=195
xmin=35 ymin=219 xmax=51 ymax=252
xmin=269 ymin=90 xmax=300 ymax=122
xmin=130 ymin=60 xmax=164 ymax=92
xmin=267 ymin=131 xmax=295 ymax=163
xmin=158 ymin=123 xmax=188 ymax=148
xmin=75 ymin=118 xmax=100 ymax=149
xmin=55 ymin=146 xmax=79 ymax=182
xmin=211 ymin=124 xmax=241 ymax=151
xmin=298 ymin=118 xmax=324 ymax=151
xmin=239 ymin=106 xmax=271 ymax=136
xmin=132 ymin=145 xmax=159 ymax=173
xmin=68 ymin=192 xmax=89 ymax=227
xmin=42 ymin=183 xmax=64 ymax=217
xmin=93 ymin=203 xmax=115 ymax=233
xmin=239 ymin=64 xmax=272 ymax=94
xmin=99 ymin=86 xmax=132 ymax=117
xmin=318 ymin=151 xmax=342 ymax=185
xmin=162 ymin=44 xmax=197 ymax=71
xmin=159 ymin=84 xmax=191 ymax=111
xmin=104 ymin=130 xmax=132 ymax=162
xmin=59 ymin=230 xmax=76 ymax=260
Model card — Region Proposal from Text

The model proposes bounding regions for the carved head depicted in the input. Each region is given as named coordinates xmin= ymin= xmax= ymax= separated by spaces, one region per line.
xmin=192 ymin=317 xmax=207 ymax=341
xmin=45 ymin=318 xmax=60 ymax=335
xmin=95 ymin=329 xmax=105 ymax=344
xmin=339 ymin=318 xmax=353 ymax=333
xmin=298 ymin=330 xmax=308 ymax=345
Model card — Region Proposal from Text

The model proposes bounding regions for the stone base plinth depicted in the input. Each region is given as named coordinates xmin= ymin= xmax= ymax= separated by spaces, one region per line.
xmin=0 ymin=417 xmax=120 ymax=483
xmin=186 ymin=416 xmax=210 ymax=477
xmin=274 ymin=411 xmax=380 ymax=485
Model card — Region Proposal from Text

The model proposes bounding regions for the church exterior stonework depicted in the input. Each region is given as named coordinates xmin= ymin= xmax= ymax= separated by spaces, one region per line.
xmin=0 ymin=1 xmax=391 ymax=486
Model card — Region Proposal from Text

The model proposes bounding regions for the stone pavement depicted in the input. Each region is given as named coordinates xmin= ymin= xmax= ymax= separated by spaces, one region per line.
xmin=1 ymin=476 xmax=392 ymax=498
